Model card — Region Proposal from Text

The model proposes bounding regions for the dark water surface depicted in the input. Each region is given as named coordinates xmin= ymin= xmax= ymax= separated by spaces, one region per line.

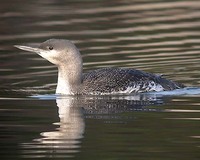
xmin=0 ymin=0 xmax=200 ymax=159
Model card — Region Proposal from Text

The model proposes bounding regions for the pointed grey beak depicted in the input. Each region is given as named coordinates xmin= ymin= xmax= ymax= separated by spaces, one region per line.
xmin=14 ymin=45 xmax=44 ymax=54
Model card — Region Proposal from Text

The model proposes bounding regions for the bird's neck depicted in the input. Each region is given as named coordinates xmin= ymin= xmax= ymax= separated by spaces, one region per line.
xmin=56 ymin=63 xmax=82 ymax=95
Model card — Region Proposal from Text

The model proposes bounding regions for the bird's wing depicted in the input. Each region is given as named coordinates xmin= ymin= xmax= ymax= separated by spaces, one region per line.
xmin=82 ymin=68 xmax=183 ymax=95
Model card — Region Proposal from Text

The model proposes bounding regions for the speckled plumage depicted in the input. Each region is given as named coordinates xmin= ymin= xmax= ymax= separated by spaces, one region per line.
xmin=82 ymin=68 xmax=184 ymax=95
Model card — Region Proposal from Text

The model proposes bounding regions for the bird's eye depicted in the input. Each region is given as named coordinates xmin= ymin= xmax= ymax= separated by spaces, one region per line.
xmin=48 ymin=46 xmax=53 ymax=50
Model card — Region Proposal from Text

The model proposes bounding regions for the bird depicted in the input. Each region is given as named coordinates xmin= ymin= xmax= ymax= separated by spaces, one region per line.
xmin=14 ymin=39 xmax=185 ymax=95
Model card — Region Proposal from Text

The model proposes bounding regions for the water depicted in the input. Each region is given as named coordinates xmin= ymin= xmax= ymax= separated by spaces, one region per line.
xmin=0 ymin=0 xmax=200 ymax=159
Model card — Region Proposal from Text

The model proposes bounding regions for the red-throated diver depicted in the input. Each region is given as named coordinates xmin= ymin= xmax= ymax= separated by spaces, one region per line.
xmin=14 ymin=39 xmax=184 ymax=95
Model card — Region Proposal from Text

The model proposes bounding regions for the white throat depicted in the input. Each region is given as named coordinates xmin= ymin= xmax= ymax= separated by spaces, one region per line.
xmin=56 ymin=61 xmax=82 ymax=95
xmin=56 ymin=69 xmax=72 ymax=95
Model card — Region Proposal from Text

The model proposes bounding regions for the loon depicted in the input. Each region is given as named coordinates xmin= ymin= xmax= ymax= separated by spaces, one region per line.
xmin=15 ymin=39 xmax=185 ymax=95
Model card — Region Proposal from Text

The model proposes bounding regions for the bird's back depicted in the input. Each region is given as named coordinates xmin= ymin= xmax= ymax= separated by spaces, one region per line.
xmin=82 ymin=68 xmax=184 ymax=95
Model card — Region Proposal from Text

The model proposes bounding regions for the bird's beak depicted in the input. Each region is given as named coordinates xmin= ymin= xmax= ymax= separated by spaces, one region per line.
xmin=14 ymin=45 xmax=44 ymax=54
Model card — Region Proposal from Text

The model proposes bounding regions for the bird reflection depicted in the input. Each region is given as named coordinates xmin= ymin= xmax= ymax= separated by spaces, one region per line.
xmin=38 ymin=98 xmax=85 ymax=150
xmin=21 ymin=93 xmax=164 ymax=158
xmin=21 ymin=97 xmax=85 ymax=158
